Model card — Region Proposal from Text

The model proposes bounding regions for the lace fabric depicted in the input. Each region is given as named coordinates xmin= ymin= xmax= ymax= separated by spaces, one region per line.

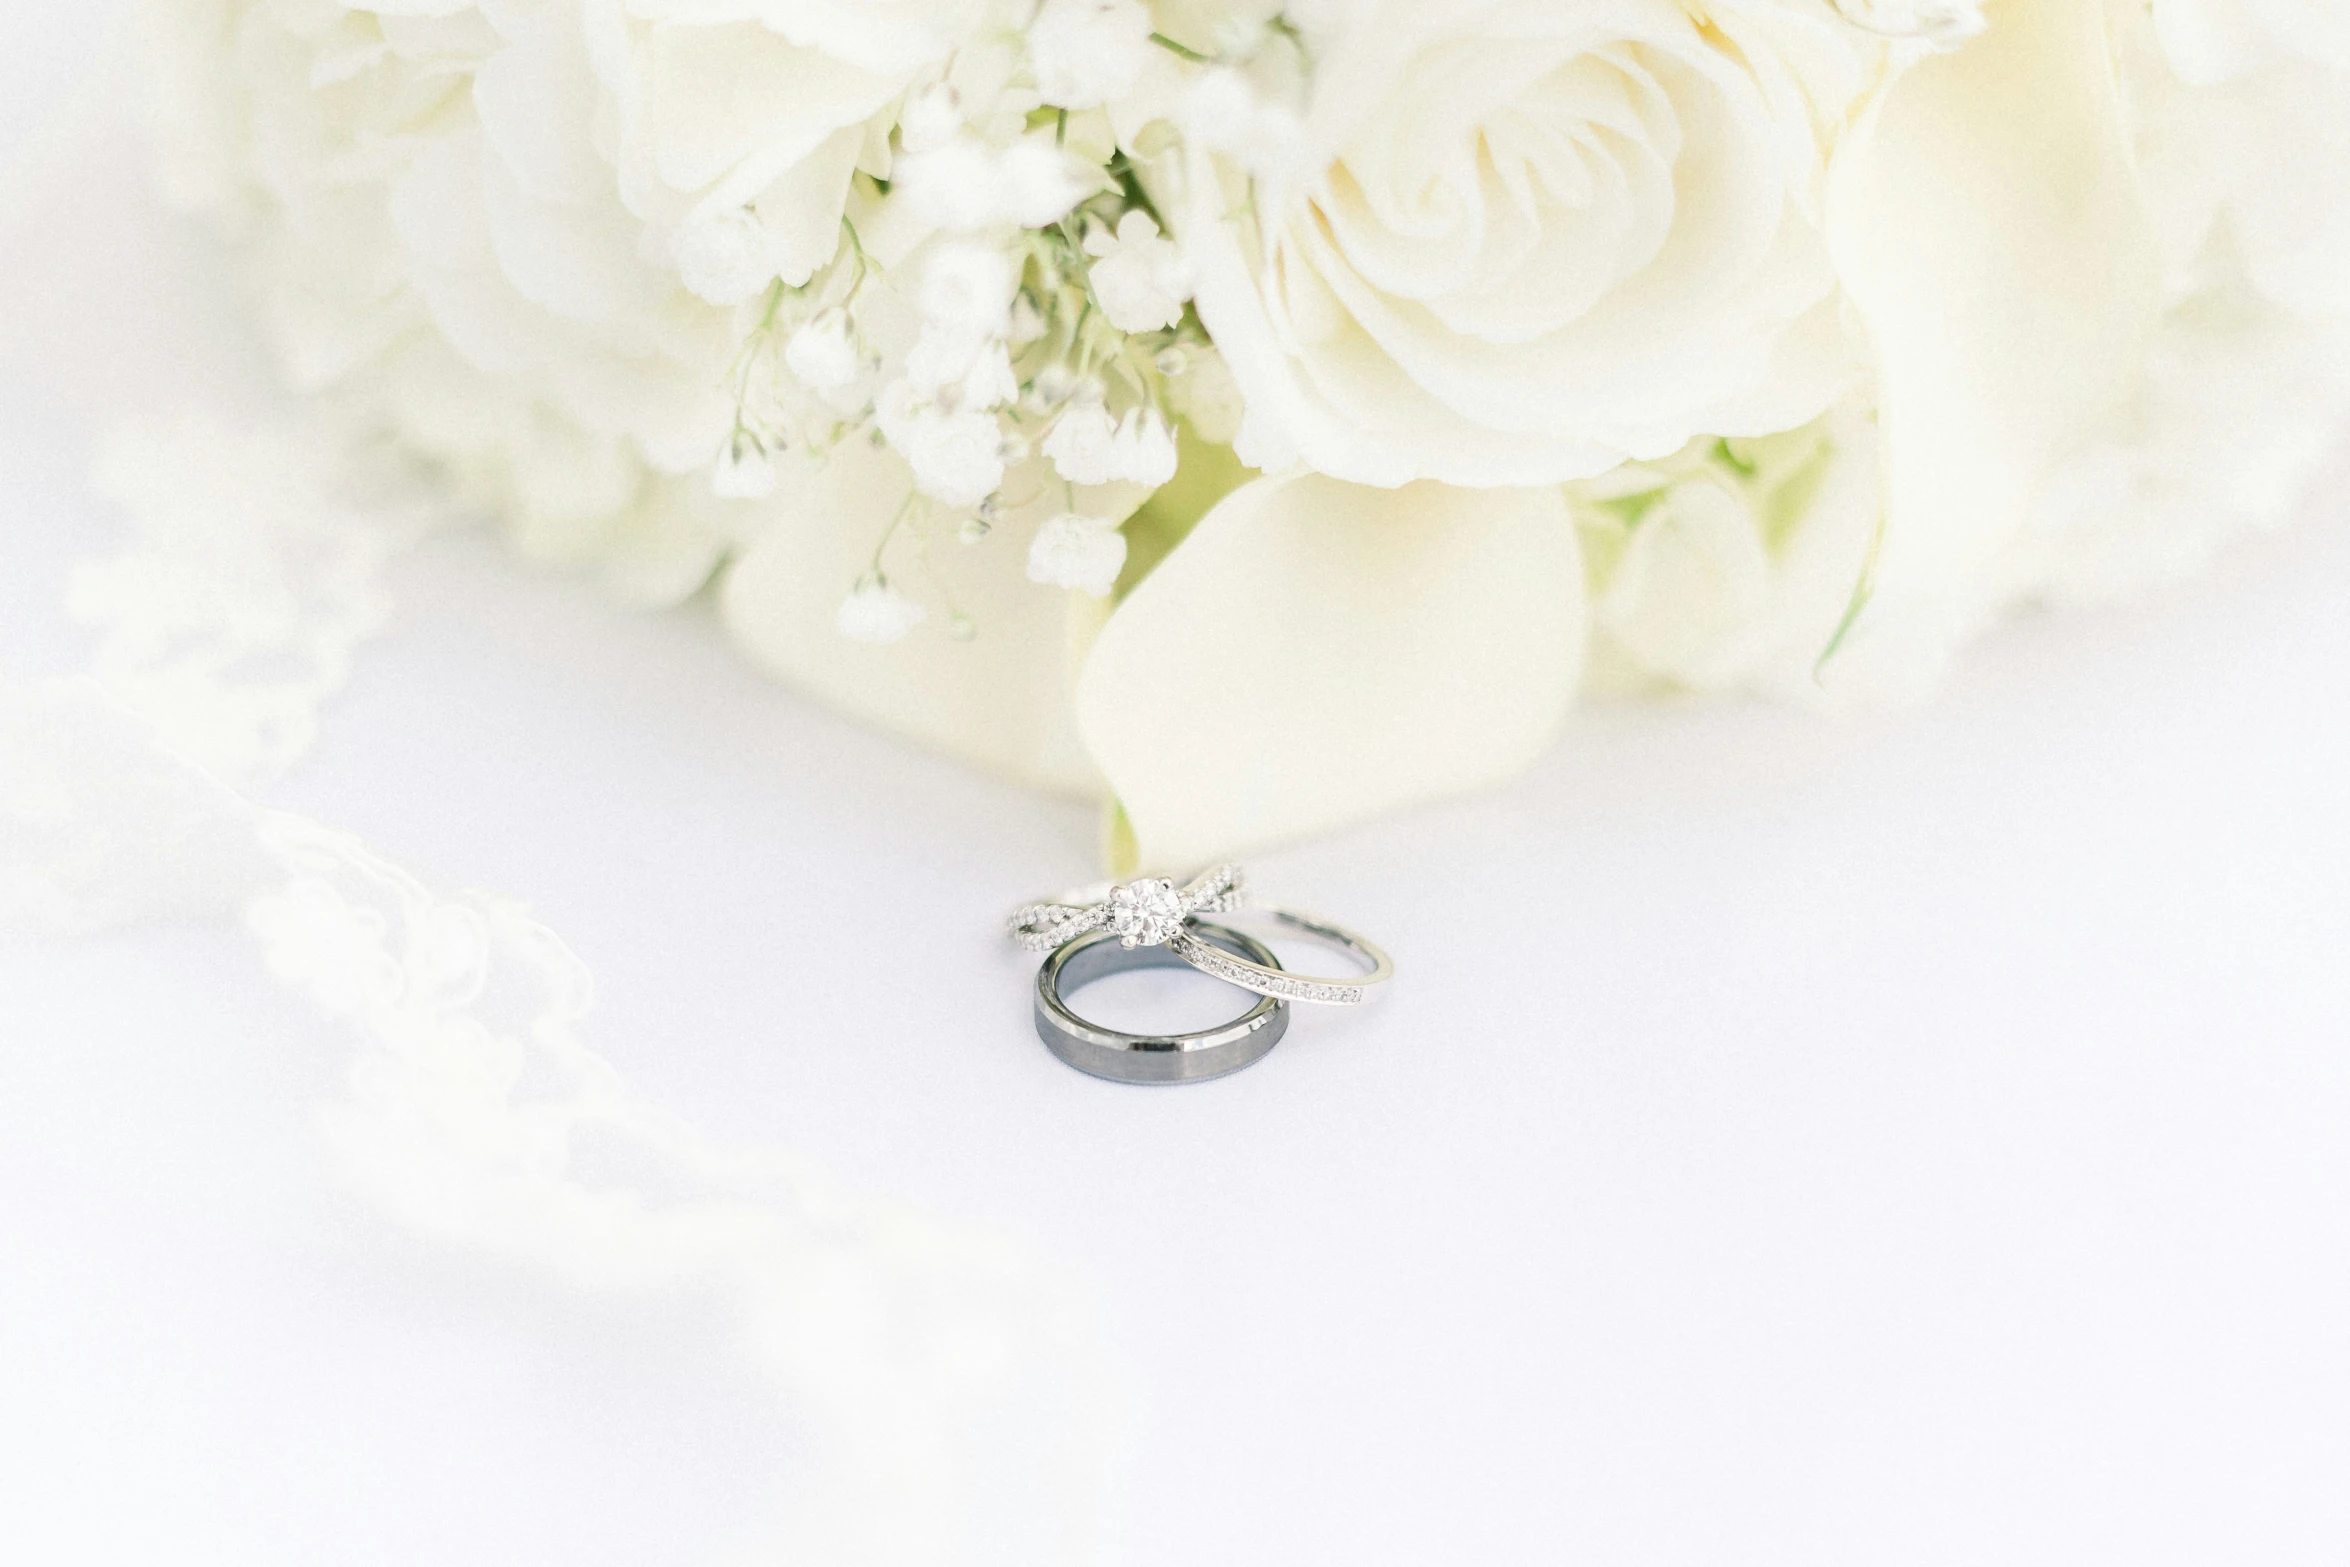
xmin=2 ymin=621 xmax=1116 ymax=1565
xmin=0 ymin=108 xmax=1116 ymax=1563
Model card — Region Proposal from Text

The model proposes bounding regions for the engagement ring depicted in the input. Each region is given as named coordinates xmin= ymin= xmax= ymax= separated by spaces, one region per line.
xmin=1009 ymin=865 xmax=1394 ymax=1007
xmin=1007 ymin=863 xmax=1244 ymax=953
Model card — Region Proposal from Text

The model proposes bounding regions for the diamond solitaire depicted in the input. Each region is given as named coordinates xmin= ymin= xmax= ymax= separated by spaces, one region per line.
xmin=1105 ymin=877 xmax=1186 ymax=947
xmin=1007 ymin=865 xmax=1243 ymax=954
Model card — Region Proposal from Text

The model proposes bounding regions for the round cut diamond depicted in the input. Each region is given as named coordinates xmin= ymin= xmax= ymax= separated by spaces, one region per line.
xmin=1106 ymin=877 xmax=1185 ymax=947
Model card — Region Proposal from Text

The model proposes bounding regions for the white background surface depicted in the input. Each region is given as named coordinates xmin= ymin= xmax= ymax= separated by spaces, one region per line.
xmin=5 ymin=7 xmax=2350 ymax=1562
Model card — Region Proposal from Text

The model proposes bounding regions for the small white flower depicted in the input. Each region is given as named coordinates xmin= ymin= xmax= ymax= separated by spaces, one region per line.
xmin=899 ymin=80 xmax=963 ymax=153
xmin=901 ymin=329 xmax=1018 ymax=411
xmin=1042 ymin=390 xmax=1120 ymax=484
xmin=1027 ymin=511 xmax=1129 ymax=596
xmin=920 ymin=243 xmax=1019 ymax=336
xmin=876 ymin=380 xmax=1007 ymax=507
xmin=784 ymin=308 xmax=863 ymax=391
xmin=960 ymin=339 xmax=1020 ymax=411
xmin=1113 ymin=407 xmax=1179 ymax=488
xmin=897 ymin=139 xmax=1004 ymax=231
xmin=675 ymin=206 xmax=781 ymax=307
xmin=1028 ymin=364 xmax=1081 ymax=412
xmin=714 ymin=431 xmax=778 ymax=499
xmin=904 ymin=325 xmax=988 ymax=391
xmin=995 ymin=139 xmax=1090 ymax=228
xmin=898 ymin=138 xmax=1087 ymax=232
xmin=835 ymin=576 xmax=925 ymax=644
xmin=1029 ymin=0 xmax=1153 ymax=110
xmin=1085 ymin=211 xmax=1193 ymax=334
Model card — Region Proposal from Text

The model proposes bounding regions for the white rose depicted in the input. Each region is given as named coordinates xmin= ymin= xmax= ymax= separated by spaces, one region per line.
xmin=2006 ymin=0 xmax=2350 ymax=602
xmin=2118 ymin=10 xmax=2350 ymax=326
xmin=155 ymin=0 xmax=977 ymax=598
xmin=1173 ymin=0 xmax=1875 ymax=489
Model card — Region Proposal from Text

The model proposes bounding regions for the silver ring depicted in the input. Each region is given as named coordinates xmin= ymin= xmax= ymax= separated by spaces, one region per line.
xmin=1008 ymin=864 xmax=1243 ymax=953
xmin=1034 ymin=919 xmax=1288 ymax=1084
xmin=1166 ymin=909 xmax=1394 ymax=1006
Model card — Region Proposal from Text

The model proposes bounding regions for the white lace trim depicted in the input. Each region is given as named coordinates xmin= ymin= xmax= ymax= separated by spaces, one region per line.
xmin=0 ymin=418 xmax=1116 ymax=1552
xmin=69 ymin=410 xmax=432 ymax=788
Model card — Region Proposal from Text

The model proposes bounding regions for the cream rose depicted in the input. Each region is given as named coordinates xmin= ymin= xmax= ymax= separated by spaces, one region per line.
xmin=1170 ymin=0 xmax=1877 ymax=488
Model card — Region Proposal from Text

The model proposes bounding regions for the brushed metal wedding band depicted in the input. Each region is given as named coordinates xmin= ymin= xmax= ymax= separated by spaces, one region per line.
xmin=1035 ymin=920 xmax=1289 ymax=1084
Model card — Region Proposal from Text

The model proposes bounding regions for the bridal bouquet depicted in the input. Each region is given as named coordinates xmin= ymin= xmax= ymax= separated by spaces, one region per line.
xmin=144 ymin=0 xmax=2350 ymax=866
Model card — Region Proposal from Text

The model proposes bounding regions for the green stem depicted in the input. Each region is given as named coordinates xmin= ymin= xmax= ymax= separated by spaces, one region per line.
xmin=1149 ymin=31 xmax=1212 ymax=63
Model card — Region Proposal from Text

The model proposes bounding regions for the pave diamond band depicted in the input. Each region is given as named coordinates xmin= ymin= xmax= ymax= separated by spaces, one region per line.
xmin=1165 ymin=909 xmax=1392 ymax=1007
